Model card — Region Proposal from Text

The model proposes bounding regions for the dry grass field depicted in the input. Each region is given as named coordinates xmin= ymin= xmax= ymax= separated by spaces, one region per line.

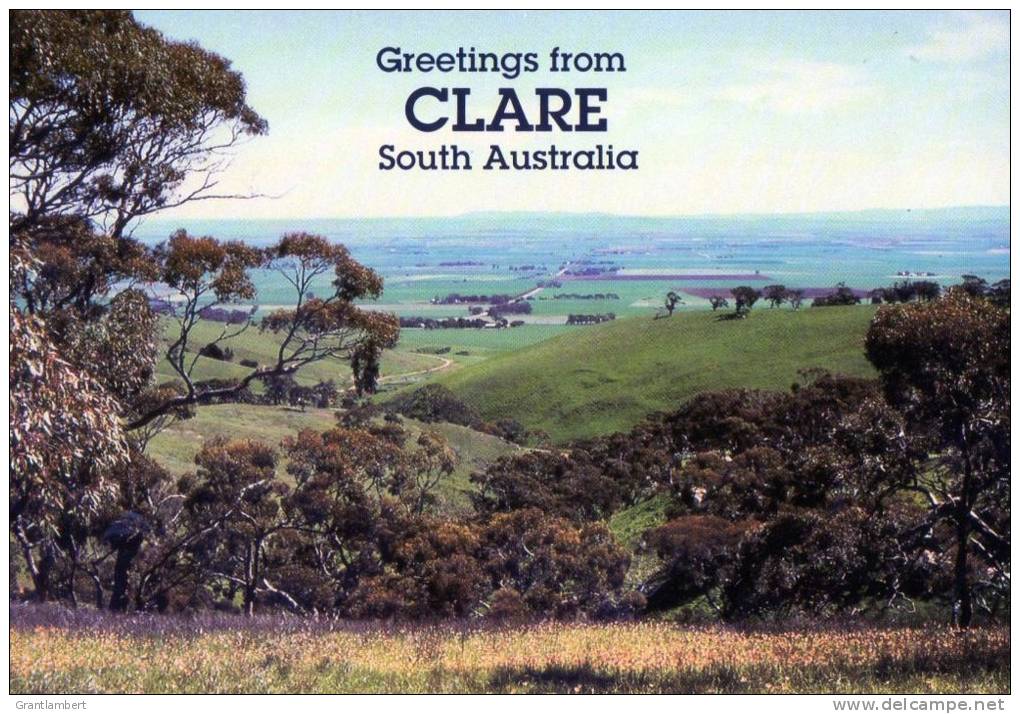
xmin=9 ymin=606 xmax=1009 ymax=694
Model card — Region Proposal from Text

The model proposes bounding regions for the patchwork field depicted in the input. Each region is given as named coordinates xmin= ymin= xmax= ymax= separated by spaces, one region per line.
xmin=10 ymin=607 xmax=1008 ymax=694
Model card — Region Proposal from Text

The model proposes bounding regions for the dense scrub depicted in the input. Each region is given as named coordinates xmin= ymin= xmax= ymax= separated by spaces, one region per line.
xmin=10 ymin=292 xmax=1010 ymax=628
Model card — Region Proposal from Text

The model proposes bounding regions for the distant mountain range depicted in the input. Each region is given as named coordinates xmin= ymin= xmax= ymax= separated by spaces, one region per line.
xmin=134 ymin=205 xmax=1008 ymax=246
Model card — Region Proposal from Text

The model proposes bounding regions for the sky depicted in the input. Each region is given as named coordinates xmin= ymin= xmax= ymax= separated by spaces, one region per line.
xmin=135 ymin=10 xmax=1010 ymax=219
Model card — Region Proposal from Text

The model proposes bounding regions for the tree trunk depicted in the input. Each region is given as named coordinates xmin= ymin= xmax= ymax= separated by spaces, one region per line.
xmin=14 ymin=525 xmax=41 ymax=600
xmin=953 ymin=454 xmax=974 ymax=629
xmin=953 ymin=513 xmax=972 ymax=628
xmin=109 ymin=537 xmax=142 ymax=612
xmin=91 ymin=573 xmax=105 ymax=609
xmin=244 ymin=583 xmax=257 ymax=617
xmin=34 ymin=544 xmax=55 ymax=602
xmin=243 ymin=539 xmax=261 ymax=617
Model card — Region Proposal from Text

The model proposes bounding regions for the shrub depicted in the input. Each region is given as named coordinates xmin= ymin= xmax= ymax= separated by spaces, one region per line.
xmin=489 ymin=302 xmax=532 ymax=317
xmin=566 ymin=313 xmax=615 ymax=325
xmin=389 ymin=384 xmax=482 ymax=427
xmin=643 ymin=515 xmax=755 ymax=611
xmin=198 ymin=343 xmax=233 ymax=361
xmin=480 ymin=418 xmax=529 ymax=444
xmin=812 ymin=283 xmax=861 ymax=307
xmin=480 ymin=509 xmax=630 ymax=618
xmin=471 ymin=450 xmax=627 ymax=522
xmin=486 ymin=587 xmax=529 ymax=621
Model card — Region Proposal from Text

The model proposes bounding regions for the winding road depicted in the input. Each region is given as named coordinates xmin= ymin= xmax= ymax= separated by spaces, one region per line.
xmin=378 ymin=353 xmax=455 ymax=385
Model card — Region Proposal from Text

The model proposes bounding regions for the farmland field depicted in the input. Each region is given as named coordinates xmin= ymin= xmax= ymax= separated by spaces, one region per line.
xmin=136 ymin=209 xmax=1010 ymax=331
xmin=9 ymin=606 xmax=1008 ymax=694
xmin=138 ymin=210 xmax=1007 ymax=441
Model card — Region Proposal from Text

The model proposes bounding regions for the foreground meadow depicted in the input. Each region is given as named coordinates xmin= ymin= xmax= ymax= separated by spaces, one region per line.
xmin=10 ymin=606 xmax=1008 ymax=694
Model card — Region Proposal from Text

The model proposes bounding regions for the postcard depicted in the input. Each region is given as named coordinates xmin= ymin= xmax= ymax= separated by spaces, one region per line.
xmin=8 ymin=9 xmax=1010 ymax=701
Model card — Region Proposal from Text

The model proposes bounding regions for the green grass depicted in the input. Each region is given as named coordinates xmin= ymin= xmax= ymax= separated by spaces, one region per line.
xmin=147 ymin=403 xmax=338 ymax=475
xmin=609 ymin=495 xmax=673 ymax=588
xmin=148 ymin=306 xmax=880 ymax=513
xmin=609 ymin=495 xmax=672 ymax=549
xmin=146 ymin=403 xmax=520 ymax=513
xmin=393 ymin=324 xmax=571 ymax=357
xmin=156 ymin=318 xmax=440 ymax=388
xmin=428 ymin=305 xmax=879 ymax=443
xmin=372 ymin=325 xmax=573 ymax=397
xmin=369 ymin=276 xmax=537 ymax=306
xmin=427 ymin=421 xmax=523 ymax=513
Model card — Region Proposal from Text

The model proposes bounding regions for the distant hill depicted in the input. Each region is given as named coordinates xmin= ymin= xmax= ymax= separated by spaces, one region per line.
xmin=429 ymin=305 xmax=879 ymax=443
xmin=134 ymin=205 xmax=1008 ymax=246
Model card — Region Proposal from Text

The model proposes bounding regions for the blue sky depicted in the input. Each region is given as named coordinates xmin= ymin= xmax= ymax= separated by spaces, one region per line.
xmin=136 ymin=10 xmax=1009 ymax=218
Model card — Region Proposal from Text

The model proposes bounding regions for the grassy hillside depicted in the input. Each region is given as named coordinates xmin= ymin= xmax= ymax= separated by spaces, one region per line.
xmin=155 ymin=318 xmax=442 ymax=389
xmin=431 ymin=305 xmax=879 ymax=443
xmin=147 ymin=403 xmax=520 ymax=513
xmin=147 ymin=403 xmax=337 ymax=475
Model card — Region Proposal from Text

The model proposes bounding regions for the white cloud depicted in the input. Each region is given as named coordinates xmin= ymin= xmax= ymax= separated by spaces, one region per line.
xmin=715 ymin=59 xmax=875 ymax=114
xmin=906 ymin=13 xmax=1009 ymax=62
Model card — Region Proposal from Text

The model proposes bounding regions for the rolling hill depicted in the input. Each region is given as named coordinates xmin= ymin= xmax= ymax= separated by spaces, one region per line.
xmin=146 ymin=402 xmax=521 ymax=514
xmin=429 ymin=305 xmax=879 ymax=443
xmin=154 ymin=318 xmax=443 ymax=389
